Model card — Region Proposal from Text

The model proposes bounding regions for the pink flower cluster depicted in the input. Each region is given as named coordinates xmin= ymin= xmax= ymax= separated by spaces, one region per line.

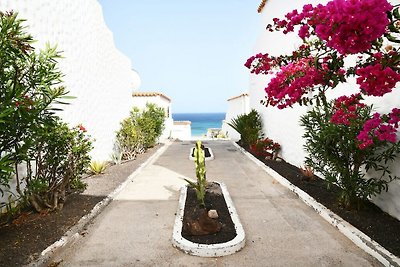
xmin=357 ymin=109 xmax=400 ymax=149
xmin=271 ymin=4 xmax=314 ymax=37
xmin=330 ymin=94 xmax=365 ymax=125
xmin=389 ymin=108 xmax=400 ymax=127
xmin=244 ymin=53 xmax=274 ymax=75
xmin=265 ymin=57 xmax=325 ymax=109
xmin=271 ymin=0 xmax=392 ymax=54
xmin=311 ymin=0 xmax=392 ymax=54
xmin=356 ymin=63 xmax=400 ymax=97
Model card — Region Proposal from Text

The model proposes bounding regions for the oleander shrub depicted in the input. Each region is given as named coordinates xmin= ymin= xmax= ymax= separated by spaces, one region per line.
xmin=26 ymin=120 xmax=92 ymax=212
xmin=0 ymin=11 xmax=92 ymax=214
xmin=301 ymin=102 xmax=400 ymax=209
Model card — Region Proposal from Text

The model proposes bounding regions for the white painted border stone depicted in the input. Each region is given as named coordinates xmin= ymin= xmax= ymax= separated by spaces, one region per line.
xmin=172 ymin=182 xmax=246 ymax=257
xmin=189 ymin=147 xmax=215 ymax=161
xmin=233 ymin=141 xmax=400 ymax=267
xmin=29 ymin=142 xmax=172 ymax=267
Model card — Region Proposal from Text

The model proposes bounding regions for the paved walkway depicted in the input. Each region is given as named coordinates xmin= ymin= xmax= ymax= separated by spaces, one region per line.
xmin=48 ymin=141 xmax=381 ymax=267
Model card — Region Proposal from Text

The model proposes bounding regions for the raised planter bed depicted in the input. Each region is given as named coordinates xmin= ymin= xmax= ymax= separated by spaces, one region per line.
xmin=189 ymin=147 xmax=214 ymax=161
xmin=172 ymin=182 xmax=245 ymax=257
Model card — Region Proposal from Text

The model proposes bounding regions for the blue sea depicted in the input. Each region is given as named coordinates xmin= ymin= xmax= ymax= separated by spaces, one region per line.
xmin=172 ymin=113 xmax=226 ymax=137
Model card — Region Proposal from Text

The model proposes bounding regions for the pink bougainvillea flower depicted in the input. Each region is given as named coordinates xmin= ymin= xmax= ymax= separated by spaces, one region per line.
xmin=272 ymin=0 xmax=392 ymax=54
xmin=389 ymin=108 xmax=400 ymax=127
xmin=245 ymin=53 xmax=274 ymax=75
xmin=79 ymin=124 xmax=87 ymax=132
xmin=264 ymin=57 xmax=325 ymax=109
xmin=357 ymin=111 xmax=400 ymax=149
xmin=356 ymin=63 xmax=400 ymax=97
xmin=330 ymin=94 xmax=365 ymax=125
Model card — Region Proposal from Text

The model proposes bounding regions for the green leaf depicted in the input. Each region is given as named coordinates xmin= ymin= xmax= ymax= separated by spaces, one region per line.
xmin=385 ymin=33 xmax=400 ymax=43
xmin=393 ymin=7 xmax=400 ymax=19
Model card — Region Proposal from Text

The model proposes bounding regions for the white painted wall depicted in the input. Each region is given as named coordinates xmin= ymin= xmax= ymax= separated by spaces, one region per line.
xmin=250 ymin=0 xmax=400 ymax=219
xmin=0 ymin=0 xmax=139 ymax=161
xmin=131 ymin=94 xmax=173 ymax=140
xmin=172 ymin=122 xmax=192 ymax=141
xmin=222 ymin=94 xmax=250 ymax=140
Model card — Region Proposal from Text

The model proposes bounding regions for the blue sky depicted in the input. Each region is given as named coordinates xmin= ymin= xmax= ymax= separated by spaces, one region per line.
xmin=98 ymin=1 xmax=261 ymax=113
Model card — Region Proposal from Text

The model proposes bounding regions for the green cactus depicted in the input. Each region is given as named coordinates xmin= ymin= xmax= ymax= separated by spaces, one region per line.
xmin=185 ymin=141 xmax=207 ymax=207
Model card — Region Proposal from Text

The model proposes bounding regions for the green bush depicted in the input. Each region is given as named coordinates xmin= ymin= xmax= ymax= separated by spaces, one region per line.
xmin=0 ymin=11 xmax=71 ymax=197
xmin=228 ymin=109 xmax=263 ymax=148
xmin=0 ymin=12 xmax=92 ymax=213
xmin=116 ymin=103 xmax=165 ymax=160
xmin=301 ymin=103 xmax=400 ymax=210
xmin=136 ymin=103 xmax=166 ymax=148
xmin=25 ymin=120 xmax=92 ymax=212
xmin=116 ymin=115 xmax=145 ymax=160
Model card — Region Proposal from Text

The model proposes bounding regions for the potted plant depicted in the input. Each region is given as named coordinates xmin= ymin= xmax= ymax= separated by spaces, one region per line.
xmin=172 ymin=141 xmax=245 ymax=257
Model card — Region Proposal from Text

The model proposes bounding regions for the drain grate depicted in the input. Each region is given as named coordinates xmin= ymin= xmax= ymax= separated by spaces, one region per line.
xmin=227 ymin=148 xmax=237 ymax=152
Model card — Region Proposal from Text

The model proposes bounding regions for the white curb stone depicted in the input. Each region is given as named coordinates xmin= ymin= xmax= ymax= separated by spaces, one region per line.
xmin=172 ymin=182 xmax=246 ymax=257
xmin=29 ymin=141 xmax=172 ymax=267
xmin=233 ymin=141 xmax=400 ymax=267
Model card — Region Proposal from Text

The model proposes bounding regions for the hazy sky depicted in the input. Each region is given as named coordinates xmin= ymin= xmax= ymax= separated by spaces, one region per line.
xmin=98 ymin=1 xmax=261 ymax=113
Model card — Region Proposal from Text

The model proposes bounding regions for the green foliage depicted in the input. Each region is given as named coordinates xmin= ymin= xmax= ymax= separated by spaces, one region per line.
xmin=228 ymin=109 xmax=263 ymax=148
xmin=136 ymin=103 xmax=166 ymax=148
xmin=89 ymin=161 xmax=108 ymax=175
xmin=185 ymin=141 xmax=207 ymax=207
xmin=25 ymin=120 xmax=92 ymax=212
xmin=301 ymin=103 xmax=400 ymax=209
xmin=110 ymin=152 xmax=123 ymax=165
xmin=0 ymin=12 xmax=92 ymax=213
xmin=116 ymin=103 xmax=165 ymax=160
xmin=116 ymin=116 xmax=145 ymax=160
xmin=0 ymin=155 xmax=13 ymax=196
xmin=0 ymin=11 xmax=71 ymax=197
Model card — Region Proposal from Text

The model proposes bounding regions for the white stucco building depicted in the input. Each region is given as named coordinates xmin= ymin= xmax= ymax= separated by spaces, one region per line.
xmin=221 ymin=93 xmax=250 ymax=140
xmin=248 ymin=0 xmax=400 ymax=220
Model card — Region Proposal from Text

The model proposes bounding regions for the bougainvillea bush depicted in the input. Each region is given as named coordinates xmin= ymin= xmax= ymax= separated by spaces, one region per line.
xmin=246 ymin=0 xmax=400 ymax=209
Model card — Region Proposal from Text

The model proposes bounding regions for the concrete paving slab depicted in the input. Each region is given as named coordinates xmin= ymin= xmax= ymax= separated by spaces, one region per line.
xmin=47 ymin=141 xmax=382 ymax=267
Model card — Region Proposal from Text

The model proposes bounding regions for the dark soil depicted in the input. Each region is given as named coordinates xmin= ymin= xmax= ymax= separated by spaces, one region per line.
xmin=182 ymin=183 xmax=236 ymax=244
xmin=246 ymin=147 xmax=400 ymax=257
xmin=0 ymin=145 xmax=161 ymax=267
xmin=191 ymin=147 xmax=212 ymax=158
